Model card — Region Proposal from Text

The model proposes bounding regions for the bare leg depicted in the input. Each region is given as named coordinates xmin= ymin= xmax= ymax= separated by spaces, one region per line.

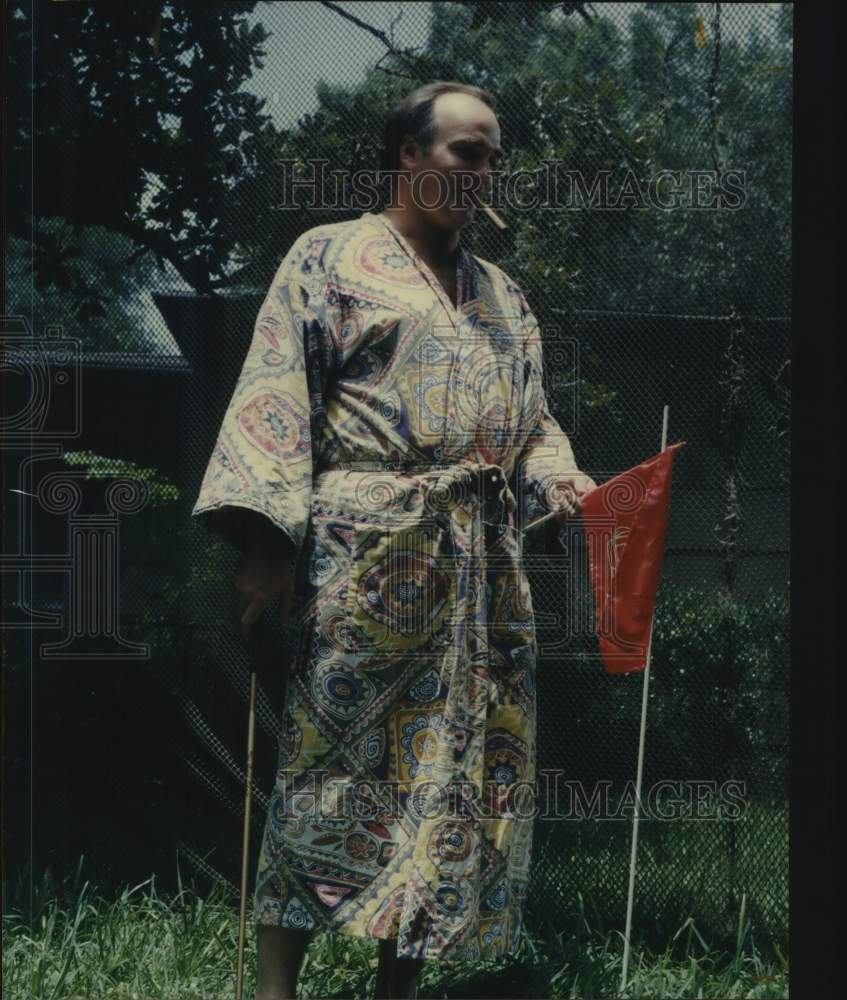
xmin=255 ymin=925 xmax=314 ymax=1000
xmin=374 ymin=937 xmax=425 ymax=999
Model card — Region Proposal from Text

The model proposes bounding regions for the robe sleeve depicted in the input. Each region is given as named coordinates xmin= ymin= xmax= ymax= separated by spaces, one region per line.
xmin=512 ymin=292 xmax=585 ymax=529
xmin=191 ymin=233 xmax=337 ymax=558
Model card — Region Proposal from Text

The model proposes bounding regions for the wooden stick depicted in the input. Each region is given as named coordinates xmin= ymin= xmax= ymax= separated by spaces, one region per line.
xmin=235 ymin=626 xmax=261 ymax=1000
xmin=524 ymin=492 xmax=580 ymax=533
xmin=523 ymin=507 xmax=560 ymax=533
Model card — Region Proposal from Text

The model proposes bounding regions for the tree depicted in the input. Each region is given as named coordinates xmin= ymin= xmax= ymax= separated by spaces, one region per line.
xmin=5 ymin=218 xmax=170 ymax=351
xmin=7 ymin=0 xmax=282 ymax=307
xmin=271 ymin=1 xmax=792 ymax=317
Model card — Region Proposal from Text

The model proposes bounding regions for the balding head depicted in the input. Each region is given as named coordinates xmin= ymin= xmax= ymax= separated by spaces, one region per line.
xmin=382 ymin=81 xmax=502 ymax=231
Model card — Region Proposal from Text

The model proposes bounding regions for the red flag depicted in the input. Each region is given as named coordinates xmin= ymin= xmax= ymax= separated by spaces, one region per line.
xmin=579 ymin=442 xmax=685 ymax=674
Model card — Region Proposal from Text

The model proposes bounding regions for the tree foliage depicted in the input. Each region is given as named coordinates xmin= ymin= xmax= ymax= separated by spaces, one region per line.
xmin=9 ymin=2 xmax=792 ymax=343
xmin=7 ymin=1 xmax=277 ymax=300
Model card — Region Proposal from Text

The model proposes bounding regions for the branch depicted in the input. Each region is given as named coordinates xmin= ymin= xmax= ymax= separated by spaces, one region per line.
xmin=560 ymin=3 xmax=594 ymax=25
xmin=373 ymin=64 xmax=420 ymax=82
xmin=373 ymin=50 xmax=419 ymax=83
xmin=318 ymin=1 xmax=427 ymax=80
xmin=113 ymin=219 xmax=217 ymax=296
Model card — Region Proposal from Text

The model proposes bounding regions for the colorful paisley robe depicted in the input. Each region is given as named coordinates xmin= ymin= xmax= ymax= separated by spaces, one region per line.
xmin=192 ymin=211 xmax=586 ymax=962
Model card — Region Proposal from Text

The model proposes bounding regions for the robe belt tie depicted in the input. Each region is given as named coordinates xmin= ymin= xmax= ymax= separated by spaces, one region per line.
xmin=327 ymin=460 xmax=519 ymax=759
xmin=317 ymin=459 xmax=525 ymax=958
xmin=315 ymin=458 xmax=516 ymax=531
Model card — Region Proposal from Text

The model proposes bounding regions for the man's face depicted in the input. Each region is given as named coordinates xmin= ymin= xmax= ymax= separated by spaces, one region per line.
xmin=399 ymin=92 xmax=503 ymax=231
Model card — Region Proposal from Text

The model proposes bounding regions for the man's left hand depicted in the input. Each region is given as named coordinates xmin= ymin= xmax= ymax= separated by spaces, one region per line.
xmin=548 ymin=472 xmax=598 ymax=520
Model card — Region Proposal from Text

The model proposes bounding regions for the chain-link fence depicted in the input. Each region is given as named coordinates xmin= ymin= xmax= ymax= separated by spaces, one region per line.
xmin=5 ymin=1 xmax=790 ymax=956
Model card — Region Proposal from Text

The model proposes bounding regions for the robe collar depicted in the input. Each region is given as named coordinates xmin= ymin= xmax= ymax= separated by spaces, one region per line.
xmin=363 ymin=211 xmax=479 ymax=316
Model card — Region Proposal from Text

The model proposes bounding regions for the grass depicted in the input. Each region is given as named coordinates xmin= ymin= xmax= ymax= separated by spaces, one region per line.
xmin=3 ymin=864 xmax=787 ymax=1000
xmin=528 ymin=800 xmax=789 ymax=954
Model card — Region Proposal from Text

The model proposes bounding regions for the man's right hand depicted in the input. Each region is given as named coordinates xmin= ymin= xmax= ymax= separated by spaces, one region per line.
xmin=234 ymin=520 xmax=298 ymax=641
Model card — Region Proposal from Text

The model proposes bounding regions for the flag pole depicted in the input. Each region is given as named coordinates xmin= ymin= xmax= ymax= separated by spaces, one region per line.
xmin=619 ymin=405 xmax=669 ymax=993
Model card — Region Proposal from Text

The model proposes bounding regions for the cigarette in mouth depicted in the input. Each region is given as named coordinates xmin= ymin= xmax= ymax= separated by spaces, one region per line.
xmin=467 ymin=188 xmax=508 ymax=230
xmin=480 ymin=202 xmax=508 ymax=230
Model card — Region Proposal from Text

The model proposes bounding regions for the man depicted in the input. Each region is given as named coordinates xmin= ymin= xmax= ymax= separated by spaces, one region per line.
xmin=193 ymin=81 xmax=595 ymax=1000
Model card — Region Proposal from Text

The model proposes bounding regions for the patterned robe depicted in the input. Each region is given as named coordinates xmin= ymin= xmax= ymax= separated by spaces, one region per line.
xmin=192 ymin=211 xmax=586 ymax=962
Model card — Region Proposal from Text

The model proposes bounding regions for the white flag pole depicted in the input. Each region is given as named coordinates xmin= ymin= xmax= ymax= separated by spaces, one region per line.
xmin=619 ymin=405 xmax=669 ymax=993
